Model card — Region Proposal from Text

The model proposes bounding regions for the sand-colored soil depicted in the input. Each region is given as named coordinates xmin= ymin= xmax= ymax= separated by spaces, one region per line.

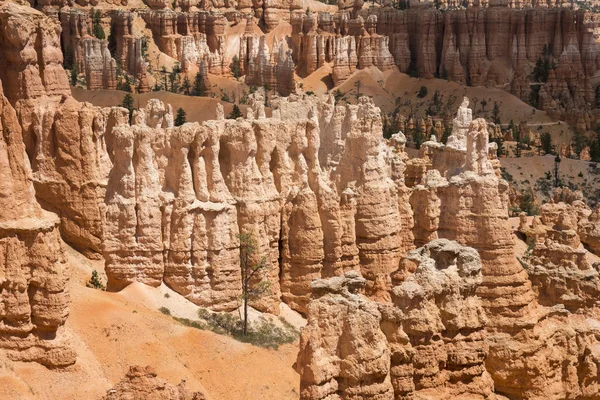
xmin=71 ymin=87 xmax=258 ymax=123
xmin=500 ymin=154 xmax=600 ymax=205
xmin=300 ymin=66 xmax=575 ymax=145
xmin=0 ymin=245 xmax=300 ymax=400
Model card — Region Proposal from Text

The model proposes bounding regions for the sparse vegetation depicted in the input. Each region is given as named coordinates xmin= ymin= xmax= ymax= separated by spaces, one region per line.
xmin=572 ymin=130 xmax=588 ymax=158
xmin=192 ymin=72 xmax=206 ymax=96
xmin=417 ymin=86 xmax=428 ymax=98
xmin=91 ymin=8 xmax=105 ymax=40
xmin=231 ymin=55 xmax=241 ymax=79
xmin=491 ymin=101 xmax=501 ymax=125
xmin=121 ymin=93 xmax=135 ymax=124
xmin=159 ymin=307 xmax=171 ymax=315
xmin=411 ymin=122 xmax=425 ymax=149
xmin=238 ymin=232 xmax=270 ymax=336
xmin=228 ymin=104 xmax=242 ymax=119
xmin=86 ymin=270 xmax=106 ymax=290
xmin=175 ymin=107 xmax=186 ymax=126
xmin=540 ymin=132 xmax=554 ymax=155
xmin=170 ymin=309 xmax=298 ymax=349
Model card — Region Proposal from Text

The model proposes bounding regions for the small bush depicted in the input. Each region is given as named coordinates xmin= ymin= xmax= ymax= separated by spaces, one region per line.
xmin=164 ymin=293 xmax=171 ymax=298
xmin=167 ymin=308 xmax=298 ymax=349
xmin=500 ymin=167 xmax=513 ymax=182
xmin=86 ymin=270 xmax=105 ymax=290
xmin=417 ymin=86 xmax=428 ymax=98
xmin=159 ymin=307 xmax=171 ymax=315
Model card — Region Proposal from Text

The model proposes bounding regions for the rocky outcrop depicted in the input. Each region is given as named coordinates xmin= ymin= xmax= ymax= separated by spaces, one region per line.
xmin=413 ymin=98 xmax=534 ymax=332
xmin=101 ymin=95 xmax=408 ymax=313
xmin=0 ymin=77 xmax=74 ymax=368
xmin=103 ymin=366 xmax=206 ymax=400
xmin=142 ymin=10 xmax=227 ymax=74
xmin=518 ymin=189 xmax=600 ymax=312
xmin=239 ymin=30 xmax=296 ymax=95
xmin=82 ymin=38 xmax=118 ymax=90
xmin=296 ymin=239 xmax=495 ymax=400
xmin=0 ymin=3 xmax=128 ymax=257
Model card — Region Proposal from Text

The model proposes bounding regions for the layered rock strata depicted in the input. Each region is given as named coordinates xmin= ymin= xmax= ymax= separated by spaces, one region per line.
xmin=518 ymin=188 xmax=600 ymax=312
xmin=296 ymin=240 xmax=495 ymax=400
xmin=141 ymin=10 xmax=227 ymax=74
xmin=239 ymin=20 xmax=296 ymax=95
xmin=0 ymin=78 xmax=74 ymax=367
xmin=102 ymin=95 xmax=409 ymax=314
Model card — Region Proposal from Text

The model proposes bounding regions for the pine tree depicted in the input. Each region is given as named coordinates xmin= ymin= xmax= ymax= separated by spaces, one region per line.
xmin=182 ymin=76 xmax=191 ymax=95
xmin=160 ymin=66 xmax=168 ymax=91
xmin=121 ymin=93 xmax=135 ymax=124
xmin=175 ymin=107 xmax=186 ymax=126
xmin=509 ymin=120 xmax=521 ymax=157
xmin=572 ymin=130 xmax=588 ymax=158
xmin=228 ymin=104 xmax=242 ymax=119
xmin=192 ymin=72 xmax=206 ymax=96
xmin=441 ymin=124 xmax=452 ymax=144
xmin=540 ymin=132 xmax=554 ymax=155
xmin=86 ymin=270 xmax=106 ymax=290
xmin=231 ymin=55 xmax=241 ymax=78
xmin=91 ymin=9 xmax=105 ymax=40
xmin=412 ymin=122 xmax=425 ymax=149
xmin=491 ymin=101 xmax=501 ymax=125
xmin=238 ymin=232 xmax=269 ymax=336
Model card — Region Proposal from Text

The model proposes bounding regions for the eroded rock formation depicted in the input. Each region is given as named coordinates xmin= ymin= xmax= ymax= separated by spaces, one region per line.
xmin=240 ymin=22 xmax=296 ymax=95
xmin=0 ymin=77 xmax=74 ymax=367
xmin=103 ymin=366 xmax=206 ymax=400
xmin=296 ymin=239 xmax=494 ymax=400
xmin=518 ymin=188 xmax=600 ymax=311
xmin=101 ymin=94 xmax=408 ymax=314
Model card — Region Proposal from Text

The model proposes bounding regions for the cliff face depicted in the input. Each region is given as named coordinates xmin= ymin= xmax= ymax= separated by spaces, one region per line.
xmin=0 ymin=5 xmax=73 ymax=366
xmin=40 ymin=0 xmax=600 ymax=119
xmin=296 ymin=240 xmax=494 ymax=400
xmin=142 ymin=10 xmax=227 ymax=74
xmin=101 ymin=95 xmax=409 ymax=314
xmin=0 ymin=3 xmax=128 ymax=258
xmin=59 ymin=9 xmax=118 ymax=90
xmin=0 ymin=80 xmax=74 ymax=368
xmin=239 ymin=19 xmax=296 ymax=95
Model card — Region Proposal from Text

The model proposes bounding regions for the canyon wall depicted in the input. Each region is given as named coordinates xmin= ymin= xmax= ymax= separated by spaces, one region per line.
xmin=296 ymin=240 xmax=494 ymax=400
xmin=101 ymin=94 xmax=410 ymax=314
xmin=0 ymin=78 xmax=74 ymax=368
xmin=0 ymin=4 xmax=74 ymax=367
xmin=34 ymin=0 xmax=600 ymax=116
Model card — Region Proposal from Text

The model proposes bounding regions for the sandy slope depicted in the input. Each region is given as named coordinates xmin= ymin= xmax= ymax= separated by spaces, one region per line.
xmin=0 ymin=245 xmax=300 ymax=400
xmin=71 ymin=87 xmax=257 ymax=123
xmin=300 ymin=66 xmax=575 ymax=145
xmin=500 ymin=154 xmax=600 ymax=205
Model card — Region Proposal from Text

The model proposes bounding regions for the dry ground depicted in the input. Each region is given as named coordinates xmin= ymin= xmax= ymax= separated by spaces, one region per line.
xmin=500 ymin=154 xmax=600 ymax=206
xmin=0 ymin=244 xmax=301 ymax=400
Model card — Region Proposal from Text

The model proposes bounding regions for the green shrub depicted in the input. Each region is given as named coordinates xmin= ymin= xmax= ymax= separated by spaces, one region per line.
xmin=166 ymin=307 xmax=298 ymax=349
xmin=86 ymin=270 xmax=105 ymax=290
xmin=159 ymin=307 xmax=171 ymax=315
